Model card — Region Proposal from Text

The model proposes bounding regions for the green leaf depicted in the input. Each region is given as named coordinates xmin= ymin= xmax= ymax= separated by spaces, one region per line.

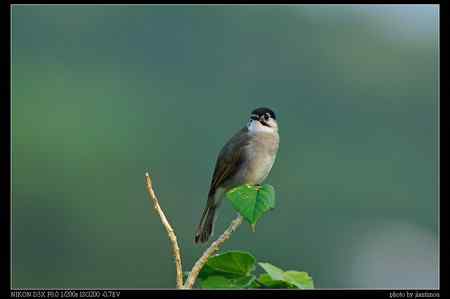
xmin=226 ymin=184 xmax=276 ymax=226
xmin=199 ymin=251 xmax=256 ymax=278
xmin=198 ymin=275 xmax=230 ymax=288
xmin=258 ymin=262 xmax=314 ymax=289
xmin=198 ymin=251 xmax=258 ymax=289
xmin=198 ymin=275 xmax=256 ymax=289
xmin=283 ymin=271 xmax=314 ymax=289
xmin=257 ymin=274 xmax=297 ymax=289
xmin=258 ymin=262 xmax=285 ymax=281
xmin=247 ymin=278 xmax=262 ymax=289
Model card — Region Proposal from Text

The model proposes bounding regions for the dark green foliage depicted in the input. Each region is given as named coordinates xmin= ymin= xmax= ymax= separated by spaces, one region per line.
xmin=197 ymin=251 xmax=314 ymax=289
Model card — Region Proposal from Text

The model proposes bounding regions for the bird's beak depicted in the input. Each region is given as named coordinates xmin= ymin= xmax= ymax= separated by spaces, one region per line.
xmin=259 ymin=116 xmax=271 ymax=128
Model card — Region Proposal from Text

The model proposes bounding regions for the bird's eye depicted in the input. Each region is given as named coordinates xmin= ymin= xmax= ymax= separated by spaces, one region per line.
xmin=264 ymin=113 xmax=270 ymax=120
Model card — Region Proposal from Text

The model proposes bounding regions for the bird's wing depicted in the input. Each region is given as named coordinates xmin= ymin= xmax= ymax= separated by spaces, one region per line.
xmin=208 ymin=127 xmax=250 ymax=198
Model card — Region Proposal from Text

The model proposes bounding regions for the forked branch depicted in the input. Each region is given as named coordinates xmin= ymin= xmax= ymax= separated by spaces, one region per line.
xmin=144 ymin=172 xmax=244 ymax=289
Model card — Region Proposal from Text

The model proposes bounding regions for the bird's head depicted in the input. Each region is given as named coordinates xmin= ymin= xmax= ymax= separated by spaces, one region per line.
xmin=247 ymin=107 xmax=278 ymax=133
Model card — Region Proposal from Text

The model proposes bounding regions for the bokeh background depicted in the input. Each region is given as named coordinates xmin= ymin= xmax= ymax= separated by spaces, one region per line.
xmin=12 ymin=5 xmax=439 ymax=289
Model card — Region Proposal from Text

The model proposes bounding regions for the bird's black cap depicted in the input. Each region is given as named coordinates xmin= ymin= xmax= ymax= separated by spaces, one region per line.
xmin=251 ymin=107 xmax=276 ymax=120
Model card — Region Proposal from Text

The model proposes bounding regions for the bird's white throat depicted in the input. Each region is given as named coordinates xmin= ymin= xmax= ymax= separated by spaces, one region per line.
xmin=247 ymin=120 xmax=276 ymax=134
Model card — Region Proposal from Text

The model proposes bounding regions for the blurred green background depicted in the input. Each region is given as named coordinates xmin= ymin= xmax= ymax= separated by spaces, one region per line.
xmin=12 ymin=5 xmax=439 ymax=289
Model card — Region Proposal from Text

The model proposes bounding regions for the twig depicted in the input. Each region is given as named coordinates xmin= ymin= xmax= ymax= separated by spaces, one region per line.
xmin=145 ymin=172 xmax=184 ymax=289
xmin=183 ymin=214 xmax=244 ymax=289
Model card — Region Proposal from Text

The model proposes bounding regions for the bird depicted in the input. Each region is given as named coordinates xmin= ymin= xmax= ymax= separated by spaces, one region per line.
xmin=194 ymin=107 xmax=280 ymax=244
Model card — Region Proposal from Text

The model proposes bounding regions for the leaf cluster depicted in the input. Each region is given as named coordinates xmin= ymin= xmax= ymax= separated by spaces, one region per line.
xmin=196 ymin=251 xmax=314 ymax=289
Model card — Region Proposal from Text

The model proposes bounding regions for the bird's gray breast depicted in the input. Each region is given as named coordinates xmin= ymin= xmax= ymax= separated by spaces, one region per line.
xmin=237 ymin=131 xmax=279 ymax=185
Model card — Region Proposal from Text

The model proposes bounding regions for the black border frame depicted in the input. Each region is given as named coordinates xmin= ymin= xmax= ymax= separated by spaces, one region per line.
xmin=5 ymin=1 xmax=445 ymax=298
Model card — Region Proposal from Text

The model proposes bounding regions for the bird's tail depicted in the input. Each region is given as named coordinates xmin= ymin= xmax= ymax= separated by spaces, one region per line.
xmin=194 ymin=203 xmax=216 ymax=244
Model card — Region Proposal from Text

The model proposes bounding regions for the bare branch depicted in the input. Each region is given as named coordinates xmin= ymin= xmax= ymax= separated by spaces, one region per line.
xmin=184 ymin=214 xmax=244 ymax=289
xmin=145 ymin=172 xmax=184 ymax=289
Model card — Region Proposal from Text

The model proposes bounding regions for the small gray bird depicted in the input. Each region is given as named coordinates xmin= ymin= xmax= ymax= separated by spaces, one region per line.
xmin=194 ymin=107 xmax=280 ymax=244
